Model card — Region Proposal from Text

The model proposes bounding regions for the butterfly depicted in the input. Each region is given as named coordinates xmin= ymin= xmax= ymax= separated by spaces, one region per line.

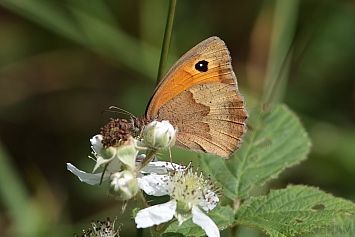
xmin=139 ymin=36 xmax=248 ymax=158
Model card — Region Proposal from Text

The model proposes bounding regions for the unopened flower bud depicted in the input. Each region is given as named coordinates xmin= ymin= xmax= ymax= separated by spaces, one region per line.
xmin=109 ymin=170 xmax=138 ymax=201
xmin=143 ymin=120 xmax=176 ymax=150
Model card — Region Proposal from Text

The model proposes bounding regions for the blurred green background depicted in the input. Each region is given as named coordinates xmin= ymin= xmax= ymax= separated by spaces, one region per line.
xmin=0 ymin=0 xmax=354 ymax=236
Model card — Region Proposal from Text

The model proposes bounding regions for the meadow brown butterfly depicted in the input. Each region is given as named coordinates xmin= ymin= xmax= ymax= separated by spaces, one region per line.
xmin=102 ymin=37 xmax=248 ymax=158
xmin=142 ymin=36 xmax=248 ymax=158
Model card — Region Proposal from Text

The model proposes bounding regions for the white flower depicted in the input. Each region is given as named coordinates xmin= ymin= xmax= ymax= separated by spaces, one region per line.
xmin=135 ymin=168 xmax=220 ymax=237
xmin=142 ymin=120 xmax=176 ymax=150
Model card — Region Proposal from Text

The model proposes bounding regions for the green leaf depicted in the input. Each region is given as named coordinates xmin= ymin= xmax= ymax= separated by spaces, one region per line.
xmin=236 ymin=185 xmax=355 ymax=237
xmin=164 ymin=205 xmax=234 ymax=237
xmin=302 ymin=214 xmax=355 ymax=237
xmin=200 ymin=104 xmax=311 ymax=199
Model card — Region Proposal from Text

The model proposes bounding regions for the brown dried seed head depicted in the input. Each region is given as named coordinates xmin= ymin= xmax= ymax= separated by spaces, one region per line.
xmin=100 ymin=118 xmax=133 ymax=148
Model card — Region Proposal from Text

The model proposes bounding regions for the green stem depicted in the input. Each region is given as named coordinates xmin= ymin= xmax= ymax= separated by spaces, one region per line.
xmin=230 ymin=224 xmax=239 ymax=237
xmin=150 ymin=219 xmax=175 ymax=237
xmin=156 ymin=0 xmax=177 ymax=84
xmin=136 ymin=189 xmax=148 ymax=209
xmin=138 ymin=149 xmax=158 ymax=171
xmin=261 ymin=0 xmax=299 ymax=104
xmin=233 ymin=198 xmax=241 ymax=213
xmin=135 ymin=191 xmax=148 ymax=237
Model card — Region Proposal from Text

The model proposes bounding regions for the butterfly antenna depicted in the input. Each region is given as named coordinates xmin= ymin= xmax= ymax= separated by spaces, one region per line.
xmin=101 ymin=106 xmax=137 ymax=119
xmin=101 ymin=109 xmax=129 ymax=116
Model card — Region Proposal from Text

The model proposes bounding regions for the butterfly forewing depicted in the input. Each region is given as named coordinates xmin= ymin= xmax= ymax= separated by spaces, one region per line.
xmin=146 ymin=36 xmax=237 ymax=118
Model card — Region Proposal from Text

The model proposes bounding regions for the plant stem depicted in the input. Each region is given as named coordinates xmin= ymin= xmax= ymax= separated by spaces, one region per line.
xmin=156 ymin=0 xmax=177 ymax=84
xmin=138 ymin=149 xmax=158 ymax=171
xmin=262 ymin=0 xmax=299 ymax=104
xmin=136 ymin=189 xmax=148 ymax=208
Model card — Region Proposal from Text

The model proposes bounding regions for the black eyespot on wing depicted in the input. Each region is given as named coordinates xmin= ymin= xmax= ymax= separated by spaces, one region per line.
xmin=195 ymin=60 xmax=208 ymax=72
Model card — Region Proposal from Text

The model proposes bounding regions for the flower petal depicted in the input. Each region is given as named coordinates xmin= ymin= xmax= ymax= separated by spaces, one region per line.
xmin=198 ymin=190 xmax=219 ymax=212
xmin=141 ymin=161 xmax=185 ymax=174
xmin=105 ymin=157 xmax=122 ymax=173
xmin=67 ymin=163 xmax=109 ymax=185
xmin=137 ymin=173 xmax=169 ymax=196
xmin=135 ymin=200 xmax=176 ymax=228
xmin=90 ymin=135 xmax=103 ymax=154
xmin=192 ymin=206 xmax=219 ymax=237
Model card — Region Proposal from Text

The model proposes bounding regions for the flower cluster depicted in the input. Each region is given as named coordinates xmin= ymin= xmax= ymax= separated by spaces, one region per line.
xmin=67 ymin=120 xmax=221 ymax=237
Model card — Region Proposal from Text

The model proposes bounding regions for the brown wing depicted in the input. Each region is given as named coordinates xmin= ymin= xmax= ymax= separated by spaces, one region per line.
xmin=145 ymin=36 xmax=248 ymax=158
xmin=145 ymin=36 xmax=238 ymax=119
xmin=154 ymin=82 xmax=248 ymax=158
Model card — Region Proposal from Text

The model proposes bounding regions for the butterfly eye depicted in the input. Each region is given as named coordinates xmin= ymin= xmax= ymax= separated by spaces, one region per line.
xmin=195 ymin=60 xmax=208 ymax=72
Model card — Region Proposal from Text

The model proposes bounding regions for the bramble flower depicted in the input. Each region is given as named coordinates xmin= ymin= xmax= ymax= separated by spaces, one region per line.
xmin=135 ymin=167 xmax=220 ymax=237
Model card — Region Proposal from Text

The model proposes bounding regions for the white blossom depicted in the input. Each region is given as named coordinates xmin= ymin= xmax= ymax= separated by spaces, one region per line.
xmin=135 ymin=168 xmax=220 ymax=237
